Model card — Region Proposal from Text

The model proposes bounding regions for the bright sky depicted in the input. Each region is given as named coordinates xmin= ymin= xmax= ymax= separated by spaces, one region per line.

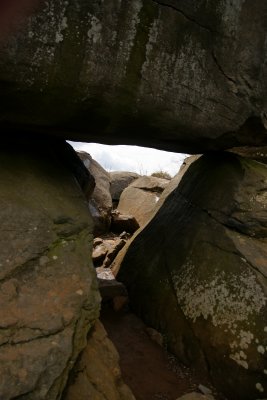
xmin=68 ymin=141 xmax=188 ymax=177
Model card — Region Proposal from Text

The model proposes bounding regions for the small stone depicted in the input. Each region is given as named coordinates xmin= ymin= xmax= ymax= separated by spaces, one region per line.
xmin=96 ymin=267 xmax=115 ymax=281
xmin=119 ymin=231 xmax=130 ymax=239
xmin=256 ymin=382 xmax=264 ymax=392
xmin=198 ymin=384 xmax=212 ymax=395
xmin=76 ymin=289 xmax=83 ymax=296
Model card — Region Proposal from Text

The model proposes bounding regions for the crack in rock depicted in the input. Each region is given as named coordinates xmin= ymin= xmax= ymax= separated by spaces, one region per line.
xmin=151 ymin=0 xmax=218 ymax=34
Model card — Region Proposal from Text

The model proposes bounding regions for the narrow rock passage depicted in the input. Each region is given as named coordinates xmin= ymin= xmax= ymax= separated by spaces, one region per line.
xmin=101 ymin=307 xmax=226 ymax=400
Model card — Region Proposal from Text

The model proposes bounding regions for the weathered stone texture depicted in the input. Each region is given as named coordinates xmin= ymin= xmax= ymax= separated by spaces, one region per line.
xmin=110 ymin=171 xmax=140 ymax=203
xmin=78 ymin=151 xmax=112 ymax=235
xmin=63 ymin=320 xmax=135 ymax=400
xmin=118 ymin=153 xmax=267 ymax=400
xmin=0 ymin=1 xmax=267 ymax=152
xmin=0 ymin=140 xmax=100 ymax=400
xmin=117 ymin=175 xmax=169 ymax=227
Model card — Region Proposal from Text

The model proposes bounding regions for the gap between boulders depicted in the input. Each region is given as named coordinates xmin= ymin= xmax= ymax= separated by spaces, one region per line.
xmin=101 ymin=305 xmax=226 ymax=400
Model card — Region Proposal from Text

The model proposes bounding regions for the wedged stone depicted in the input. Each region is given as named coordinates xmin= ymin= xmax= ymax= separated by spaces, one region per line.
xmin=102 ymin=238 xmax=127 ymax=268
xmin=96 ymin=266 xmax=126 ymax=297
xmin=63 ymin=320 xmax=135 ymax=400
xmin=118 ymin=153 xmax=267 ymax=400
xmin=117 ymin=176 xmax=169 ymax=227
xmin=0 ymin=139 xmax=100 ymax=400
xmin=1 ymin=2 xmax=267 ymax=153
xmin=78 ymin=151 xmax=112 ymax=235
xmin=96 ymin=267 xmax=116 ymax=281
xmin=93 ymin=236 xmax=127 ymax=268
xmin=111 ymin=211 xmax=140 ymax=234
xmin=96 ymin=268 xmax=128 ymax=311
xmin=98 ymin=278 xmax=128 ymax=303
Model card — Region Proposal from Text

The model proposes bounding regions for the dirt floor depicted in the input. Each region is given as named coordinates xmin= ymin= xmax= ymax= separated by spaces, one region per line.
xmin=101 ymin=307 xmax=226 ymax=400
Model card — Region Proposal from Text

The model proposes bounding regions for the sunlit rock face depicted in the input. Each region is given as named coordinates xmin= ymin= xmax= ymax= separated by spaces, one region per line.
xmin=118 ymin=153 xmax=267 ymax=400
xmin=0 ymin=1 xmax=267 ymax=153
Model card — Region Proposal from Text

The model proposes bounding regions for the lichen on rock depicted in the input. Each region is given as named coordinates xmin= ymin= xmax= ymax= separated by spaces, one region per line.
xmin=118 ymin=153 xmax=267 ymax=400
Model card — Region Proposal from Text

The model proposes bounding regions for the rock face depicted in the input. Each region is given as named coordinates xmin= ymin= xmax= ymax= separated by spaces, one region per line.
xmin=63 ymin=320 xmax=135 ymax=400
xmin=78 ymin=151 xmax=112 ymax=235
xmin=110 ymin=171 xmax=140 ymax=205
xmin=110 ymin=156 xmax=199 ymax=278
xmin=118 ymin=153 xmax=267 ymax=400
xmin=0 ymin=139 xmax=100 ymax=400
xmin=0 ymin=1 xmax=267 ymax=152
xmin=117 ymin=176 xmax=169 ymax=227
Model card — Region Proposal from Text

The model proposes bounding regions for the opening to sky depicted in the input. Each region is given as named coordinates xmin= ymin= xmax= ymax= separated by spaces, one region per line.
xmin=68 ymin=141 xmax=188 ymax=177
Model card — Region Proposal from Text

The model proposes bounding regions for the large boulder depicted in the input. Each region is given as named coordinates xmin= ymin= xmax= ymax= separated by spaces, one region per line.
xmin=63 ymin=320 xmax=135 ymax=400
xmin=117 ymin=175 xmax=169 ymax=227
xmin=0 ymin=1 xmax=267 ymax=153
xmin=118 ymin=153 xmax=267 ymax=400
xmin=110 ymin=156 xmax=199 ymax=277
xmin=0 ymin=138 xmax=100 ymax=400
xmin=78 ymin=151 xmax=112 ymax=235
xmin=110 ymin=171 xmax=140 ymax=204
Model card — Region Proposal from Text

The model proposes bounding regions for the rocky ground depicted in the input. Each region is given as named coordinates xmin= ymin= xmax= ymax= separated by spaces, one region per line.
xmin=101 ymin=306 xmax=226 ymax=400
